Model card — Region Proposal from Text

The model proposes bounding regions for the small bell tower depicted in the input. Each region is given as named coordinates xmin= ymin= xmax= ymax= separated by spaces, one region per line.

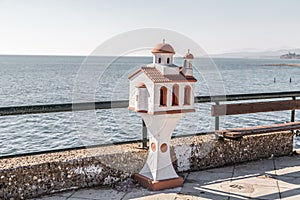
xmin=182 ymin=49 xmax=194 ymax=76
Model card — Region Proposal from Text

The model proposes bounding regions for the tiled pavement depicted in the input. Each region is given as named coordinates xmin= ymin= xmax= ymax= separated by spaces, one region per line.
xmin=32 ymin=155 xmax=300 ymax=200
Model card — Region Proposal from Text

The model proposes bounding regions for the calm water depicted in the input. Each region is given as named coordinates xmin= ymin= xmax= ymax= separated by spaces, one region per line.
xmin=1 ymin=55 xmax=300 ymax=156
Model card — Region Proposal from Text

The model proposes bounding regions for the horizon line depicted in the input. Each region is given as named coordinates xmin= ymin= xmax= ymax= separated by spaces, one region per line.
xmin=0 ymin=54 xmax=215 ymax=58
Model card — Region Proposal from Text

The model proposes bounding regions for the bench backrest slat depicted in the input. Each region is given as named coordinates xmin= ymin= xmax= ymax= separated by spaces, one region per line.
xmin=211 ymin=99 xmax=300 ymax=117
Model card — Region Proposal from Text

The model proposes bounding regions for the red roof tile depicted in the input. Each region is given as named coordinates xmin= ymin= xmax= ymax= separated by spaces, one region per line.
xmin=129 ymin=67 xmax=197 ymax=83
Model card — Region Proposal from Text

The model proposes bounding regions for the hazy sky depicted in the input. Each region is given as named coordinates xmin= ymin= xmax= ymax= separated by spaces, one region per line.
xmin=0 ymin=0 xmax=300 ymax=55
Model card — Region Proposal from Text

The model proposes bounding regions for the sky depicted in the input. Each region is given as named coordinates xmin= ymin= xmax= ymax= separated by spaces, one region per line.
xmin=0 ymin=0 xmax=300 ymax=55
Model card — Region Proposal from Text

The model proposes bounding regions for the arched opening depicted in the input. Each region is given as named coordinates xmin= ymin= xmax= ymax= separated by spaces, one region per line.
xmin=158 ymin=57 xmax=161 ymax=63
xmin=184 ymin=85 xmax=191 ymax=105
xmin=160 ymin=86 xmax=167 ymax=106
xmin=184 ymin=60 xmax=187 ymax=67
xmin=172 ymin=84 xmax=179 ymax=106
xmin=135 ymin=83 xmax=149 ymax=112
xmin=167 ymin=57 xmax=170 ymax=64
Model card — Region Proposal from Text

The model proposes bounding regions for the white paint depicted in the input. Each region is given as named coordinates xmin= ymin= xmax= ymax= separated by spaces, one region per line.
xmin=155 ymin=63 xmax=179 ymax=75
xmin=129 ymin=72 xmax=154 ymax=113
xmin=139 ymin=113 xmax=183 ymax=181
xmin=182 ymin=58 xmax=193 ymax=76
xmin=72 ymin=165 xmax=103 ymax=175
xmin=174 ymin=145 xmax=192 ymax=172
xmin=153 ymin=82 xmax=195 ymax=112
xmin=153 ymin=53 xmax=174 ymax=66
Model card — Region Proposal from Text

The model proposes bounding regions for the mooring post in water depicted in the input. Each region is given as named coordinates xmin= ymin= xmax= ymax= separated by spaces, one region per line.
xmin=291 ymin=96 xmax=296 ymax=134
xmin=290 ymin=77 xmax=292 ymax=83
xmin=291 ymin=96 xmax=296 ymax=123
xmin=142 ymin=119 xmax=147 ymax=148
xmin=215 ymin=101 xmax=220 ymax=131
xmin=274 ymin=77 xmax=276 ymax=83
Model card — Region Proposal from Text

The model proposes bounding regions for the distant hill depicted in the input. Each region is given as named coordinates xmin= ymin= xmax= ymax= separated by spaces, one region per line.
xmin=212 ymin=49 xmax=300 ymax=59
xmin=280 ymin=52 xmax=300 ymax=59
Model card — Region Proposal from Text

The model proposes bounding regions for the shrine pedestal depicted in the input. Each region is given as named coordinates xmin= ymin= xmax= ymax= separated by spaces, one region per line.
xmin=133 ymin=173 xmax=183 ymax=191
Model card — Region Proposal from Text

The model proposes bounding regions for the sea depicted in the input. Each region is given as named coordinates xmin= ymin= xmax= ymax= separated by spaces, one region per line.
xmin=1 ymin=55 xmax=300 ymax=156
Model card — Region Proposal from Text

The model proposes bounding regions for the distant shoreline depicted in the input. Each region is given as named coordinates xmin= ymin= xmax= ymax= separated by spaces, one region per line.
xmin=264 ymin=63 xmax=300 ymax=67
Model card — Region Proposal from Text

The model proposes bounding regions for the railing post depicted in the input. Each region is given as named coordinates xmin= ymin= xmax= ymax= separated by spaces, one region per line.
xmin=291 ymin=96 xmax=296 ymax=122
xmin=142 ymin=119 xmax=147 ymax=148
xmin=215 ymin=101 xmax=220 ymax=131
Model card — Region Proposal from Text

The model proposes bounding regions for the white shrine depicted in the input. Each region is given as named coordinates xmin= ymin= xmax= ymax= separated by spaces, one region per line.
xmin=128 ymin=41 xmax=197 ymax=190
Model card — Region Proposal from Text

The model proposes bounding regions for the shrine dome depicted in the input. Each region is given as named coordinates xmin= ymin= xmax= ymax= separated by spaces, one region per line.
xmin=151 ymin=42 xmax=175 ymax=54
xmin=184 ymin=49 xmax=194 ymax=59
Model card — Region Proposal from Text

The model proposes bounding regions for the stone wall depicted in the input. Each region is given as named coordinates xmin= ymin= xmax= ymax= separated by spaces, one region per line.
xmin=0 ymin=131 xmax=293 ymax=199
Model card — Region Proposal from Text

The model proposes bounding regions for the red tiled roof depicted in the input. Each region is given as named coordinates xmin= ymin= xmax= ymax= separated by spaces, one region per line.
xmin=128 ymin=67 xmax=197 ymax=83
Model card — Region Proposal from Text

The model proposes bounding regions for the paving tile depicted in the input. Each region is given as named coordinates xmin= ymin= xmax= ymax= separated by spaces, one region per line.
xmin=229 ymin=195 xmax=250 ymax=200
xmin=188 ymin=185 xmax=230 ymax=199
xmin=275 ymin=166 xmax=300 ymax=178
xmin=190 ymin=175 xmax=280 ymax=200
xmin=70 ymin=188 xmax=125 ymax=200
xmin=181 ymin=178 xmax=232 ymax=197
xmin=274 ymin=155 xmax=300 ymax=200
xmin=121 ymin=188 xmax=153 ymax=200
xmin=29 ymin=190 xmax=75 ymax=200
xmin=274 ymin=155 xmax=300 ymax=169
xmin=230 ymin=174 xmax=278 ymax=187
xmin=123 ymin=187 xmax=181 ymax=200
xmin=234 ymin=159 xmax=275 ymax=176
xmin=175 ymin=193 xmax=226 ymax=200
xmin=182 ymin=175 xmax=232 ymax=199
xmin=277 ymin=176 xmax=300 ymax=189
xmin=232 ymin=159 xmax=278 ymax=191
xmin=205 ymin=166 xmax=234 ymax=174
xmin=279 ymin=187 xmax=300 ymax=200
xmin=181 ymin=169 xmax=232 ymax=198
xmin=186 ymin=170 xmax=233 ymax=185
xmin=219 ymin=181 xmax=280 ymax=200
xmin=55 ymin=190 xmax=75 ymax=197
xmin=276 ymin=176 xmax=300 ymax=199
xmin=31 ymin=196 xmax=67 ymax=200
xmin=124 ymin=192 xmax=177 ymax=200
xmin=244 ymin=184 xmax=280 ymax=199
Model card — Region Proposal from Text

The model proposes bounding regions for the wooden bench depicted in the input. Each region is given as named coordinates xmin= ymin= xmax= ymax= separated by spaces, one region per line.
xmin=211 ymin=99 xmax=300 ymax=139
